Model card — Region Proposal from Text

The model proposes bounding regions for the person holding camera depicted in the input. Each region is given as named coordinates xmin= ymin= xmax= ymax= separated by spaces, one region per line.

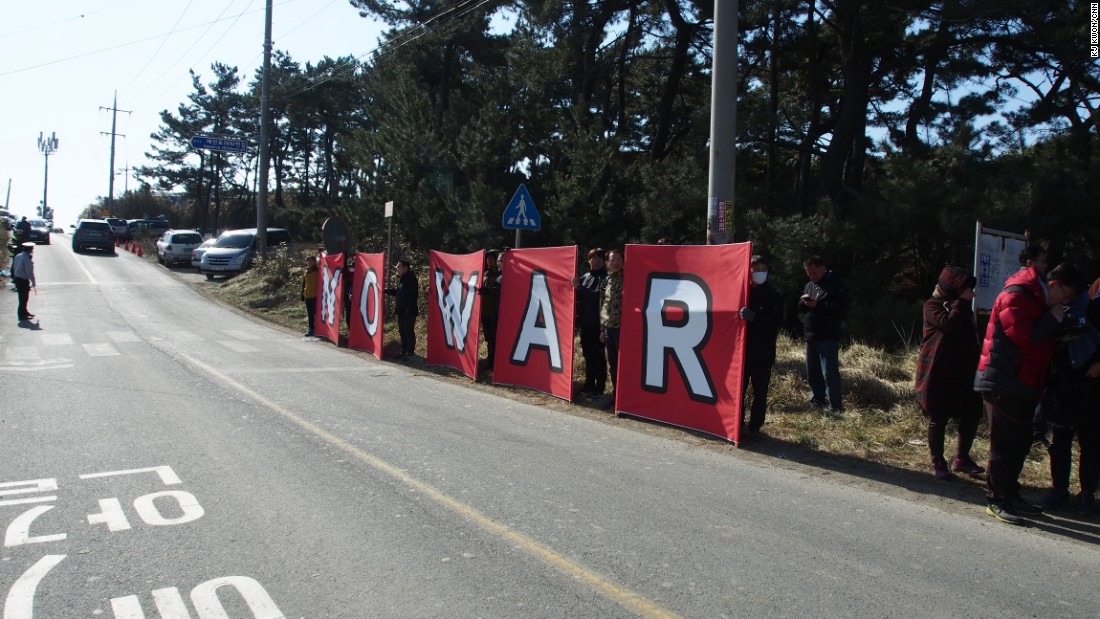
xmin=799 ymin=255 xmax=849 ymax=414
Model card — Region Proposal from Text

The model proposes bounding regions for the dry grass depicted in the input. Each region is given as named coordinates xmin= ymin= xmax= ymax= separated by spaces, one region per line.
xmin=203 ymin=263 xmax=1065 ymax=495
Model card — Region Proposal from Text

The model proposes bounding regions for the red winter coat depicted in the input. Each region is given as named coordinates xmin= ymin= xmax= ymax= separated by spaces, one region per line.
xmin=974 ymin=268 xmax=1061 ymax=400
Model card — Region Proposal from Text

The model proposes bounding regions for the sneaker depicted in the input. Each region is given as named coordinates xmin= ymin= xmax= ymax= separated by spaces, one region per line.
xmin=1039 ymin=488 xmax=1070 ymax=511
xmin=933 ymin=458 xmax=953 ymax=480
xmin=951 ymin=456 xmax=986 ymax=476
xmin=1009 ymin=496 xmax=1043 ymax=517
xmin=986 ymin=503 xmax=1024 ymax=525
xmin=808 ymin=398 xmax=828 ymax=410
xmin=1032 ymin=432 xmax=1050 ymax=448
xmin=1077 ymin=493 xmax=1096 ymax=517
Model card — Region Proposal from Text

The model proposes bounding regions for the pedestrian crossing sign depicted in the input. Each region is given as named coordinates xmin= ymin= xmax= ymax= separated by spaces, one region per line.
xmin=502 ymin=184 xmax=541 ymax=231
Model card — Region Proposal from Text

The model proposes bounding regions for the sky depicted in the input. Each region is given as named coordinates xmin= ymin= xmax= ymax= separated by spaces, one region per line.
xmin=0 ymin=0 xmax=389 ymax=227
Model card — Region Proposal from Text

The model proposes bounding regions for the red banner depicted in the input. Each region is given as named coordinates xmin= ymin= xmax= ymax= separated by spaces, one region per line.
xmin=348 ymin=252 xmax=386 ymax=359
xmin=427 ymin=250 xmax=484 ymax=380
xmin=492 ymin=247 xmax=577 ymax=400
xmin=616 ymin=243 xmax=751 ymax=443
xmin=314 ymin=252 xmax=345 ymax=345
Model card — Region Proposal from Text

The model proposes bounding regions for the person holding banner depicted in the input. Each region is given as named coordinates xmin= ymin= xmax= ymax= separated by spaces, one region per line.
xmin=739 ymin=255 xmax=784 ymax=440
xmin=914 ymin=266 xmax=984 ymax=480
xmin=386 ymin=259 xmax=420 ymax=358
xmin=600 ymin=249 xmax=624 ymax=407
xmin=478 ymin=250 xmax=502 ymax=370
xmin=301 ymin=256 xmax=318 ymax=337
xmin=573 ymin=247 xmax=609 ymax=396
xmin=976 ymin=262 xmax=1086 ymax=525
xmin=800 ymin=256 xmax=849 ymax=413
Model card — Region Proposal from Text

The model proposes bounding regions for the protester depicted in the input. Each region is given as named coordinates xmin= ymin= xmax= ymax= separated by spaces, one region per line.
xmin=739 ymin=255 xmax=783 ymax=441
xmin=385 ymin=259 xmax=419 ymax=358
xmin=1039 ymin=290 xmax=1100 ymax=516
xmin=914 ymin=266 xmax=984 ymax=479
xmin=301 ymin=256 xmax=318 ymax=337
xmin=976 ymin=261 xmax=1087 ymax=524
xmin=600 ymin=249 xmax=624 ymax=407
xmin=12 ymin=242 xmax=36 ymax=322
xmin=479 ymin=250 xmax=502 ymax=369
xmin=572 ymin=248 xmax=608 ymax=396
xmin=1020 ymin=244 xmax=1053 ymax=445
xmin=799 ymin=255 xmax=849 ymax=413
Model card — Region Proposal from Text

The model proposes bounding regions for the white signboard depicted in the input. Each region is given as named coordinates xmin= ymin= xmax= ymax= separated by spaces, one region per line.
xmin=973 ymin=222 xmax=1028 ymax=312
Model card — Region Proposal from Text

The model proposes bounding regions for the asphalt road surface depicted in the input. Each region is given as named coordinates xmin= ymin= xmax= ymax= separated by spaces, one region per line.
xmin=2 ymin=236 xmax=1098 ymax=618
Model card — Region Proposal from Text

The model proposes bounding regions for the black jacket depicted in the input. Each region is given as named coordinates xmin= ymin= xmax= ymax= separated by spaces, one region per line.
xmin=800 ymin=271 xmax=849 ymax=342
xmin=576 ymin=267 xmax=608 ymax=328
xmin=387 ymin=271 xmax=419 ymax=318
xmin=745 ymin=281 xmax=783 ymax=364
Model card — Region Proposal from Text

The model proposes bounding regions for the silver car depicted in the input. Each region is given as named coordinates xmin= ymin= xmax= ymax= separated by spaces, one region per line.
xmin=191 ymin=238 xmax=216 ymax=271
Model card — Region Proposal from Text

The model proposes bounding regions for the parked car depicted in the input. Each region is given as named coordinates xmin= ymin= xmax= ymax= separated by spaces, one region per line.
xmin=27 ymin=219 xmax=51 ymax=244
xmin=105 ymin=217 xmax=130 ymax=240
xmin=156 ymin=230 xmax=205 ymax=266
xmin=191 ymin=238 xmax=216 ymax=271
xmin=200 ymin=228 xmax=292 ymax=280
xmin=72 ymin=219 xmax=115 ymax=254
xmin=127 ymin=218 xmax=171 ymax=237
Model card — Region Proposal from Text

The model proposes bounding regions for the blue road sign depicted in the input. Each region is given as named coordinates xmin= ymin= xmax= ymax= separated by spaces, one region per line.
xmin=502 ymin=184 xmax=540 ymax=231
xmin=190 ymin=135 xmax=250 ymax=153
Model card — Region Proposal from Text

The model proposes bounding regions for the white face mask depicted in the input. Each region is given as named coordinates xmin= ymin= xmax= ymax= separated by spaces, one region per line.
xmin=751 ymin=271 xmax=768 ymax=285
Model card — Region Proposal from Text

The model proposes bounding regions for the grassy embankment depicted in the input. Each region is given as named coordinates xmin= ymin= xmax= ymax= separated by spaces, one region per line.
xmin=199 ymin=246 xmax=1062 ymax=494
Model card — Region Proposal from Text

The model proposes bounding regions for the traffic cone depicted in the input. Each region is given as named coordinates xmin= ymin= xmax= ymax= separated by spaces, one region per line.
xmin=137 ymin=246 xmax=143 ymax=257
xmin=130 ymin=242 xmax=136 ymax=254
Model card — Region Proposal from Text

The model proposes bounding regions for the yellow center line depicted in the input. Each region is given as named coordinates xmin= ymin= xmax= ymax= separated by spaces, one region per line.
xmin=180 ymin=353 xmax=681 ymax=619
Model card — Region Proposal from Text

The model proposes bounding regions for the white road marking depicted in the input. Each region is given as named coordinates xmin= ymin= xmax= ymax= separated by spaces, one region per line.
xmin=39 ymin=333 xmax=73 ymax=346
xmin=0 ymin=360 xmax=74 ymax=372
xmin=83 ymin=343 xmax=121 ymax=357
xmin=4 ymin=505 xmax=67 ymax=546
xmin=2 ymin=554 xmax=66 ymax=619
xmin=80 ymin=465 xmax=181 ymax=485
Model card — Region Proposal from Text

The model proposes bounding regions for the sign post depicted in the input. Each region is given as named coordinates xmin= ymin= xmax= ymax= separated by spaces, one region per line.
xmin=973 ymin=221 xmax=1028 ymax=314
xmin=501 ymin=184 xmax=540 ymax=249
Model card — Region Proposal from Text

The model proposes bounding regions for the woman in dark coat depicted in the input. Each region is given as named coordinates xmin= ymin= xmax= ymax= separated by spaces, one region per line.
xmin=914 ymin=266 xmax=985 ymax=479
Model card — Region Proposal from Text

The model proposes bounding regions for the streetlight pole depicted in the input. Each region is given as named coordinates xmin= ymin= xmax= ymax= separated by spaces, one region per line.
xmin=256 ymin=0 xmax=273 ymax=252
xmin=37 ymin=132 xmax=59 ymax=219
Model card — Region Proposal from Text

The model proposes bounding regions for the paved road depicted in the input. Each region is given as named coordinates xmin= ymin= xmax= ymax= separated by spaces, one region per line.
xmin=2 ymin=237 xmax=1098 ymax=618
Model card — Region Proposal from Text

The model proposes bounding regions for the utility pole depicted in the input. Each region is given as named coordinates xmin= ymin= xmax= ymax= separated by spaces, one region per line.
xmin=37 ymin=132 xmax=59 ymax=220
xmin=706 ymin=0 xmax=738 ymax=245
xmin=119 ymin=162 xmax=131 ymax=194
xmin=101 ymin=91 xmax=131 ymax=213
xmin=4 ymin=179 xmax=10 ymax=210
xmin=256 ymin=0 xmax=273 ymax=252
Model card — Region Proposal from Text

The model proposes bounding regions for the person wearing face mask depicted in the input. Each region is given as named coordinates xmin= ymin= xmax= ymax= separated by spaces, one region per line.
xmin=600 ymin=249 xmax=625 ymax=408
xmin=738 ymin=255 xmax=784 ymax=441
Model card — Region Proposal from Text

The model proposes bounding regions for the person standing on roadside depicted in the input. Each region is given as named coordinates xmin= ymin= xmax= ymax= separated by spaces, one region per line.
xmin=479 ymin=250 xmax=502 ymax=370
xmin=739 ymin=255 xmax=783 ymax=441
xmin=15 ymin=216 xmax=31 ymax=241
xmin=386 ymin=259 xmax=419 ymax=358
xmin=302 ymin=256 xmax=318 ymax=337
xmin=600 ymin=249 xmax=624 ymax=407
xmin=976 ymin=262 xmax=1087 ymax=525
xmin=1039 ymin=290 xmax=1100 ymax=516
xmin=12 ymin=242 xmax=36 ymax=321
xmin=914 ymin=266 xmax=985 ymax=480
xmin=572 ymin=248 xmax=608 ymax=396
xmin=799 ymin=255 xmax=849 ymax=413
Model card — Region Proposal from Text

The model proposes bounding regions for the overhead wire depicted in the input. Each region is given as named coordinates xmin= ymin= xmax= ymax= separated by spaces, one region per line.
xmin=121 ymin=0 xmax=197 ymax=93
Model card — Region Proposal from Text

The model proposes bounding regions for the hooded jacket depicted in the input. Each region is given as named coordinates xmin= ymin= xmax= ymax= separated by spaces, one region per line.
xmin=974 ymin=267 xmax=1061 ymax=399
xmin=914 ymin=266 xmax=980 ymax=415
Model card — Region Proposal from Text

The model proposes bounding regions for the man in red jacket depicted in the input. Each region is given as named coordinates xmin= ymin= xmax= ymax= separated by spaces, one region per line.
xmin=975 ymin=262 xmax=1087 ymax=524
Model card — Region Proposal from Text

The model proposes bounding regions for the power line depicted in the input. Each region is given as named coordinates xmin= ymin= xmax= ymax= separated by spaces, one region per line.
xmin=120 ymin=0 xmax=198 ymax=93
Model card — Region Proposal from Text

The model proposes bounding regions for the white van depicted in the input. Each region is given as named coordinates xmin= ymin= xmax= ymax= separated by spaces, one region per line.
xmin=199 ymin=228 xmax=292 ymax=280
